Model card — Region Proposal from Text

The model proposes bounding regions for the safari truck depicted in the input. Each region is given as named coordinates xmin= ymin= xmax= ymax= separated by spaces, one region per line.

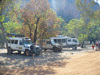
xmin=5 ymin=33 xmax=42 ymax=56
xmin=42 ymin=40 xmax=62 ymax=52
xmin=37 ymin=39 xmax=62 ymax=52
xmin=37 ymin=35 xmax=79 ymax=51
xmin=50 ymin=35 xmax=79 ymax=50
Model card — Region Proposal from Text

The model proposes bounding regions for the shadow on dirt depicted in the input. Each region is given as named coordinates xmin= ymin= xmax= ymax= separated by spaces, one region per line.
xmin=5 ymin=65 xmax=56 ymax=75
xmin=4 ymin=60 xmax=68 ymax=75
xmin=0 ymin=50 xmax=68 ymax=69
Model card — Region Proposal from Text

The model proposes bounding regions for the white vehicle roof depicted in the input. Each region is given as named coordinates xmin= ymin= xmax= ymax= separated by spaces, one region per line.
xmin=50 ymin=35 xmax=79 ymax=41
xmin=51 ymin=36 xmax=71 ymax=39
xmin=8 ymin=37 xmax=31 ymax=40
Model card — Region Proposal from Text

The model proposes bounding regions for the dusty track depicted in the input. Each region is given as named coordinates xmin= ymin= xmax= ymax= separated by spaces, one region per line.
xmin=3 ymin=51 xmax=100 ymax=75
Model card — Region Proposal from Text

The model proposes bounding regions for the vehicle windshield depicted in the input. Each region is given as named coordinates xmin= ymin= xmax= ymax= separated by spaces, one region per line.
xmin=23 ymin=40 xmax=32 ymax=44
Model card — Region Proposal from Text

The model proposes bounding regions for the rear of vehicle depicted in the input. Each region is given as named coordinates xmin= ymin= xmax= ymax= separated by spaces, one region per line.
xmin=40 ymin=39 xmax=62 ymax=52
xmin=42 ymin=40 xmax=53 ymax=51
xmin=67 ymin=38 xmax=79 ymax=50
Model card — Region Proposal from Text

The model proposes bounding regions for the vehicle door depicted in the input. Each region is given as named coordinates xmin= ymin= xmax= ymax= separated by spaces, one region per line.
xmin=58 ymin=39 xmax=62 ymax=45
xmin=14 ymin=40 xmax=19 ymax=50
xmin=8 ymin=39 xmax=11 ymax=48
xmin=46 ymin=41 xmax=53 ymax=49
xmin=67 ymin=38 xmax=72 ymax=46
xmin=72 ymin=39 xmax=78 ymax=45
xmin=42 ymin=40 xmax=47 ymax=49
xmin=62 ymin=39 xmax=66 ymax=46
xmin=18 ymin=40 xmax=25 ymax=51
xmin=10 ymin=40 xmax=16 ymax=50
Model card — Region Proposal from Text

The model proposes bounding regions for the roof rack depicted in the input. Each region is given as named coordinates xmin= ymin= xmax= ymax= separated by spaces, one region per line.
xmin=6 ymin=33 xmax=25 ymax=37
xmin=56 ymin=35 xmax=68 ymax=37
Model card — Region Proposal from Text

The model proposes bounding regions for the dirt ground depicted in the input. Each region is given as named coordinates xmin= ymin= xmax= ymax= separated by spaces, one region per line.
xmin=1 ymin=51 xmax=100 ymax=75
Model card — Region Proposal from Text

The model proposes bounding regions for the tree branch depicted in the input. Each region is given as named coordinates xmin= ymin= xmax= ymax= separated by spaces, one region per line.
xmin=0 ymin=22 xmax=3 ymax=30
xmin=0 ymin=27 xmax=2 ymax=30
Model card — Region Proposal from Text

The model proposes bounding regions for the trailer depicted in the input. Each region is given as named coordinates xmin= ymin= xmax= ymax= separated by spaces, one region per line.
xmin=50 ymin=35 xmax=79 ymax=50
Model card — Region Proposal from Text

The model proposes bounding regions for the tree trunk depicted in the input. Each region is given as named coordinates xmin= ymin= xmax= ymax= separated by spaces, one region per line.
xmin=34 ymin=26 xmax=37 ymax=43
xmin=1 ymin=22 xmax=8 ymax=54
xmin=30 ymin=29 xmax=32 ymax=40
xmin=29 ymin=26 xmax=32 ymax=40
xmin=34 ymin=18 xmax=40 ymax=43
xmin=40 ymin=29 xmax=47 ymax=46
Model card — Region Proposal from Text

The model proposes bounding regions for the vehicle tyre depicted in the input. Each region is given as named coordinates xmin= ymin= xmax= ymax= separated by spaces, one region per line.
xmin=81 ymin=44 xmax=84 ymax=48
xmin=8 ymin=48 xmax=12 ymax=54
xmin=24 ymin=52 xmax=26 ymax=55
xmin=72 ymin=46 xmax=76 ymax=50
xmin=18 ymin=51 xmax=21 ymax=54
xmin=53 ymin=47 xmax=58 ymax=52
xmin=58 ymin=49 xmax=61 ymax=52
xmin=75 ymin=47 xmax=77 ymax=50
xmin=25 ymin=50 xmax=30 ymax=56
xmin=44 ymin=49 xmax=47 ymax=51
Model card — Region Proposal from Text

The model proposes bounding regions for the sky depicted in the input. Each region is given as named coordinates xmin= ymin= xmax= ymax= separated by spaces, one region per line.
xmin=94 ymin=0 xmax=100 ymax=5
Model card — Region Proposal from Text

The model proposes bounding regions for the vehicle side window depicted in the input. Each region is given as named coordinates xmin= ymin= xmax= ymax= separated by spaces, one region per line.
xmin=68 ymin=39 xmax=71 ymax=42
xmin=58 ymin=39 xmax=61 ymax=43
xmin=19 ymin=41 xmax=23 ymax=45
xmin=8 ymin=40 xmax=10 ymax=43
xmin=73 ymin=39 xmax=77 ymax=43
xmin=47 ymin=41 xmax=51 ymax=44
xmin=62 ymin=39 xmax=66 ymax=43
xmin=11 ymin=40 xmax=14 ymax=44
xmin=15 ymin=40 xmax=18 ymax=44
xmin=54 ymin=39 xmax=57 ymax=43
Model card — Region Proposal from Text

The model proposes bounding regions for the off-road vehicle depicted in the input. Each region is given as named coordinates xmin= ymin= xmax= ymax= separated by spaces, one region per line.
xmin=38 ymin=39 xmax=62 ymax=52
xmin=7 ymin=37 xmax=42 ymax=56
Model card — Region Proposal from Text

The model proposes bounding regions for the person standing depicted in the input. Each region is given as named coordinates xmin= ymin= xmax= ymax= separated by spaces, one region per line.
xmin=92 ymin=42 xmax=95 ymax=50
xmin=99 ymin=41 xmax=100 ymax=50
xmin=30 ymin=43 xmax=36 ymax=58
xmin=96 ymin=41 xmax=99 ymax=50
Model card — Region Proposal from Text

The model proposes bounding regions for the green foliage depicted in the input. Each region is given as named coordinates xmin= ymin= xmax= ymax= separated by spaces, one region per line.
xmin=12 ymin=36 xmax=15 ymax=38
xmin=3 ymin=21 xmax=22 ymax=33
xmin=1 ymin=0 xmax=99 ymax=44
xmin=78 ymin=34 xmax=88 ymax=43
xmin=0 ymin=15 xmax=5 ymax=22
xmin=62 ymin=15 xmax=100 ymax=42
xmin=58 ymin=16 xmax=65 ymax=22
xmin=63 ymin=19 xmax=84 ymax=38
xmin=10 ymin=0 xmax=62 ymax=42
xmin=6 ymin=36 xmax=9 ymax=39
xmin=72 ymin=0 xmax=100 ymax=42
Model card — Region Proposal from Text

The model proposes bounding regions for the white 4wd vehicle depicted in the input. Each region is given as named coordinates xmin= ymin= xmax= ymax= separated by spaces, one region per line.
xmin=40 ymin=39 xmax=62 ymax=52
xmin=50 ymin=35 xmax=79 ymax=50
xmin=7 ymin=37 xmax=42 ymax=56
